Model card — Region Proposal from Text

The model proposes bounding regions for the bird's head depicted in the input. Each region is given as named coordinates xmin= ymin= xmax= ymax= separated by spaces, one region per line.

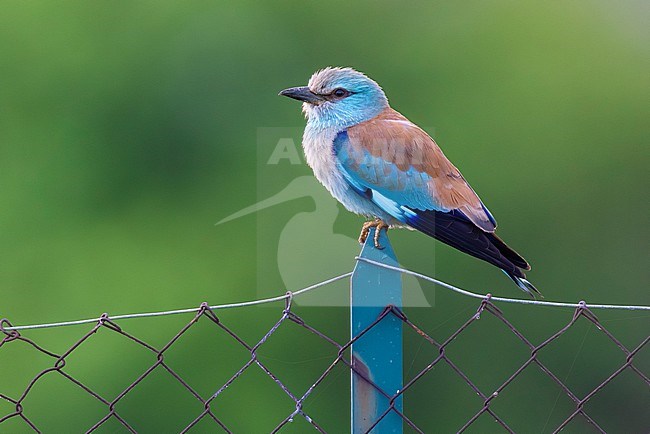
xmin=279 ymin=67 xmax=388 ymax=129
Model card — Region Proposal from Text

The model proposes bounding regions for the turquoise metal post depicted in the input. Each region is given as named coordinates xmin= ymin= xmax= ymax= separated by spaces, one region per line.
xmin=351 ymin=228 xmax=403 ymax=433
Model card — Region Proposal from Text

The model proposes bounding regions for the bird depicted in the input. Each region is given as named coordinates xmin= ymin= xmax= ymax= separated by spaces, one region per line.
xmin=279 ymin=67 xmax=540 ymax=297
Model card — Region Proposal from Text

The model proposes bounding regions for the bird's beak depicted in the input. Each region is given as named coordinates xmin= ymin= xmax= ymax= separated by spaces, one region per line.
xmin=278 ymin=86 xmax=324 ymax=104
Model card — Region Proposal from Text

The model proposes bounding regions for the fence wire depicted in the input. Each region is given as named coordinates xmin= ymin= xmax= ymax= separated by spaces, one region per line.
xmin=1 ymin=261 xmax=648 ymax=433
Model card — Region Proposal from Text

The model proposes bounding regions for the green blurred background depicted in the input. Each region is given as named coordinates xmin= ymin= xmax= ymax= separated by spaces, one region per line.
xmin=1 ymin=1 xmax=648 ymax=432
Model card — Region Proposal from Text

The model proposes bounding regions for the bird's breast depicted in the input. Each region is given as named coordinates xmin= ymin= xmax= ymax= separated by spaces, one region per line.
xmin=302 ymin=124 xmax=345 ymax=194
xmin=301 ymin=123 xmax=391 ymax=220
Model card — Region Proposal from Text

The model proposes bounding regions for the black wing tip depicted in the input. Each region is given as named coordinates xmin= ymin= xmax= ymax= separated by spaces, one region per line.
xmin=403 ymin=208 xmax=540 ymax=297
xmin=486 ymin=232 xmax=531 ymax=271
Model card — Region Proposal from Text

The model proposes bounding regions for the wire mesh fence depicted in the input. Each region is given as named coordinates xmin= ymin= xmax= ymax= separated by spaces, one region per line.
xmin=1 ymin=258 xmax=649 ymax=433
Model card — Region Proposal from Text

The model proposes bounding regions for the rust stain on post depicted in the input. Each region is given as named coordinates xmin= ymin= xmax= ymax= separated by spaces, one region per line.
xmin=352 ymin=354 xmax=376 ymax=432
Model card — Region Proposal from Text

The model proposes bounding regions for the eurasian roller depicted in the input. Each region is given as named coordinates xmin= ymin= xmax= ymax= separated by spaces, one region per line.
xmin=279 ymin=67 xmax=539 ymax=296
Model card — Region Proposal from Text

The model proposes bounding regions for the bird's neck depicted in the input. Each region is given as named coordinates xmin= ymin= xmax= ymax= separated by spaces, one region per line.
xmin=304 ymin=103 xmax=387 ymax=133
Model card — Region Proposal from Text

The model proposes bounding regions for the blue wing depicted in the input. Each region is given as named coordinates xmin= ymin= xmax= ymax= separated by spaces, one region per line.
xmin=334 ymin=130 xmax=434 ymax=221
xmin=334 ymin=129 xmax=467 ymax=223
xmin=334 ymin=129 xmax=532 ymax=277
xmin=332 ymin=112 xmax=536 ymax=296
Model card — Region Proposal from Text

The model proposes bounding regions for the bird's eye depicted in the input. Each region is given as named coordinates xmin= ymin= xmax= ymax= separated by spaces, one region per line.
xmin=332 ymin=88 xmax=349 ymax=98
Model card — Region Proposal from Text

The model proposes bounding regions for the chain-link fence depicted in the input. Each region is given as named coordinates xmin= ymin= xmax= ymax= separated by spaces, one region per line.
xmin=1 ymin=257 xmax=648 ymax=433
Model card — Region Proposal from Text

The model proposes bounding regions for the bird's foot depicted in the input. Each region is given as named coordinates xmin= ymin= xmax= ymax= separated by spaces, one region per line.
xmin=358 ymin=219 xmax=390 ymax=249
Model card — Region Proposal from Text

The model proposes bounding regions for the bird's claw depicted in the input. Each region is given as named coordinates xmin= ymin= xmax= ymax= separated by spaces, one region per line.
xmin=358 ymin=219 xmax=390 ymax=249
xmin=358 ymin=224 xmax=371 ymax=245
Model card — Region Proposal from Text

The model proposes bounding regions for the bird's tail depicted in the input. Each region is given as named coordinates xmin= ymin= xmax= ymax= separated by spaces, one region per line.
xmin=489 ymin=233 xmax=542 ymax=298
xmin=502 ymin=271 xmax=542 ymax=298
xmin=402 ymin=208 xmax=542 ymax=297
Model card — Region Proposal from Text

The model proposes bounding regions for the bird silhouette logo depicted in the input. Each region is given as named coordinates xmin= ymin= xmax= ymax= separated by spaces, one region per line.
xmin=217 ymin=175 xmax=430 ymax=307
